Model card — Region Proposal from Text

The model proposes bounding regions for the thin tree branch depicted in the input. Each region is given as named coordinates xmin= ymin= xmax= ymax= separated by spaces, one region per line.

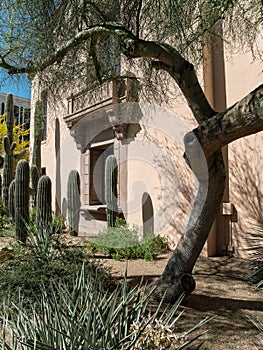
xmin=89 ymin=34 xmax=102 ymax=83
xmin=0 ymin=22 xmax=214 ymax=122
xmin=0 ymin=54 xmax=28 ymax=74
xmin=136 ymin=0 xmax=143 ymax=38
xmin=85 ymin=1 xmax=107 ymax=22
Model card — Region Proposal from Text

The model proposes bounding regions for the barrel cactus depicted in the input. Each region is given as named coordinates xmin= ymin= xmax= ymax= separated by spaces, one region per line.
xmin=105 ymin=155 xmax=118 ymax=227
xmin=36 ymin=175 xmax=52 ymax=235
xmin=32 ymin=100 xmax=44 ymax=174
xmin=31 ymin=165 xmax=40 ymax=208
xmin=8 ymin=179 xmax=15 ymax=223
xmin=67 ymin=170 xmax=81 ymax=236
xmin=15 ymin=159 xmax=30 ymax=243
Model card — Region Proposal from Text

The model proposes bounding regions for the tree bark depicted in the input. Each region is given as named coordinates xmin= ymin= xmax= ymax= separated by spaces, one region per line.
xmin=151 ymin=148 xmax=226 ymax=302
xmin=193 ymin=84 xmax=263 ymax=156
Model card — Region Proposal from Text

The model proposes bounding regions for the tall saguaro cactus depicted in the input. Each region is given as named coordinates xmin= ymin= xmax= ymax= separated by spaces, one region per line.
xmin=8 ymin=179 xmax=15 ymax=223
xmin=105 ymin=155 xmax=118 ymax=227
xmin=31 ymin=165 xmax=40 ymax=207
xmin=2 ymin=136 xmax=15 ymax=208
xmin=15 ymin=159 xmax=30 ymax=243
xmin=32 ymin=100 xmax=44 ymax=174
xmin=1 ymin=93 xmax=27 ymax=208
xmin=2 ymin=94 xmax=15 ymax=208
xmin=67 ymin=170 xmax=81 ymax=236
xmin=36 ymin=175 xmax=52 ymax=235
xmin=0 ymin=173 xmax=2 ymax=198
xmin=5 ymin=93 xmax=14 ymax=145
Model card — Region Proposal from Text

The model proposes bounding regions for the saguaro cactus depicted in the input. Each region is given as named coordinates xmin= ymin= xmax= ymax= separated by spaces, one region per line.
xmin=105 ymin=155 xmax=118 ymax=227
xmin=5 ymin=93 xmax=14 ymax=145
xmin=36 ymin=175 xmax=52 ymax=235
xmin=32 ymin=100 xmax=44 ymax=174
xmin=15 ymin=159 xmax=30 ymax=243
xmin=0 ymin=173 xmax=2 ymax=198
xmin=8 ymin=179 xmax=15 ymax=223
xmin=2 ymin=94 xmax=15 ymax=208
xmin=2 ymin=136 xmax=15 ymax=208
xmin=67 ymin=170 xmax=81 ymax=236
xmin=31 ymin=165 xmax=40 ymax=208
xmin=1 ymin=93 xmax=26 ymax=208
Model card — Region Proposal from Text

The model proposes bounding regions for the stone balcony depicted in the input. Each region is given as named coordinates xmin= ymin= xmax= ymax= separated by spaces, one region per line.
xmin=64 ymin=77 xmax=138 ymax=128
xmin=63 ymin=77 xmax=141 ymax=151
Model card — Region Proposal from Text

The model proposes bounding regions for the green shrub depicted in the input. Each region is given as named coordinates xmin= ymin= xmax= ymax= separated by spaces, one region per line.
xmin=0 ymin=230 xmax=114 ymax=312
xmin=0 ymin=200 xmax=9 ymax=229
xmin=90 ymin=224 xmax=169 ymax=260
xmin=1 ymin=271 xmax=210 ymax=349
xmin=247 ymin=227 xmax=263 ymax=290
xmin=52 ymin=214 xmax=66 ymax=234
xmin=29 ymin=209 xmax=66 ymax=235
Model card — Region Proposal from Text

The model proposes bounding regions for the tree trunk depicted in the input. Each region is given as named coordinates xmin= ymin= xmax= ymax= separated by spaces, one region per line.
xmin=151 ymin=148 xmax=226 ymax=302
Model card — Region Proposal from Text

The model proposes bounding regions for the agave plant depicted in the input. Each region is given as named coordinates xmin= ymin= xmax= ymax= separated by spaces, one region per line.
xmin=1 ymin=269 xmax=210 ymax=350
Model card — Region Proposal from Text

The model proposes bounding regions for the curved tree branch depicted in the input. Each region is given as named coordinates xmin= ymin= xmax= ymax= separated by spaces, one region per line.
xmin=90 ymin=34 xmax=102 ymax=83
xmin=152 ymin=60 xmax=215 ymax=123
xmin=152 ymin=149 xmax=226 ymax=301
xmin=136 ymin=0 xmax=143 ymax=38
xmin=190 ymin=84 xmax=263 ymax=156
xmin=0 ymin=54 xmax=28 ymax=75
xmin=0 ymin=22 xmax=213 ymax=124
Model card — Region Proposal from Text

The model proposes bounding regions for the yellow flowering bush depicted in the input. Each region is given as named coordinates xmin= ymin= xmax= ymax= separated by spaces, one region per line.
xmin=0 ymin=114 xmax=30 ymax=164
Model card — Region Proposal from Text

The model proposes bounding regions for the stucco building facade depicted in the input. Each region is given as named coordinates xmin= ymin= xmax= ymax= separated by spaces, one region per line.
xmin=30 ymin=35 xmax=263 ymax=258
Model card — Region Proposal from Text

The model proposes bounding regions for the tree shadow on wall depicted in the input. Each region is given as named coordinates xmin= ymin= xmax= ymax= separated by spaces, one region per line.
xmin=229 ymin=135 xmax=263 ymax=250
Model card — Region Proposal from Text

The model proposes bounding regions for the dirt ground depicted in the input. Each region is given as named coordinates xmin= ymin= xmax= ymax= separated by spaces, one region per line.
xmin=0 ymin=237 xmax=262 ymax=349
xmin=100 ymin=252 xmax=263 ymax=350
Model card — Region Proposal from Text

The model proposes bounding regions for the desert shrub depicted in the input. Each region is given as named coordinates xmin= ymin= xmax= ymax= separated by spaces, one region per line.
xmin=247 ymin=227 xmax=263 ymax=290
xmin=1 ymin=273 xmax=209 ymax=349
xmin=29 ymin=209 xmax=66 ymax=235
xmin=52 ymin=214 xmax=66 ymax=234
xmin=0 ymin=200 xmax=9 ymax=229
xmin=90 ymin=223 xmax=168 ymax=260
xmin=0 ymin=230 xmax=114 ymax=312
xmin=0 ymin=114 xmax=30 ymax=164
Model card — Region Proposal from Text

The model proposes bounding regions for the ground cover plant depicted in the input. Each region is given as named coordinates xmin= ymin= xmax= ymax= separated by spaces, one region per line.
xmin=1 ymin=269 xmax=209 ymax=349
xmin=89 ymin=219 xmax=169 ymax=260
xmin=0 ymin=214 xmax=209 ymax=349
xmin=0 ymin=228 xmax=115 ymax=313
xmin=0 ymin=201 xmax=9 ymax=230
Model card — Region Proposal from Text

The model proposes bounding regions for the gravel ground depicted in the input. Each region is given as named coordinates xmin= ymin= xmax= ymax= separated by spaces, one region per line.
xmin=101 ymin=252 xmax=263 ymax=350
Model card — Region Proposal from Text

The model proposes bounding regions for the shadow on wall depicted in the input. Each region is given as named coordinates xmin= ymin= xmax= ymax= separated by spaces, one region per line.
xmin=142 ymin=192 xmax=154 ymax=236
xmin=229 ymin=135 xmax=263 ymax=254
xmin=151 ymin=140 xmax=198 ymax=247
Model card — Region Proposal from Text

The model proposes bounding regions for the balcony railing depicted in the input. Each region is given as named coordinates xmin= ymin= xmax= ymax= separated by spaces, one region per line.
xmin=64 ymin=78 xmax=137 ymax=127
